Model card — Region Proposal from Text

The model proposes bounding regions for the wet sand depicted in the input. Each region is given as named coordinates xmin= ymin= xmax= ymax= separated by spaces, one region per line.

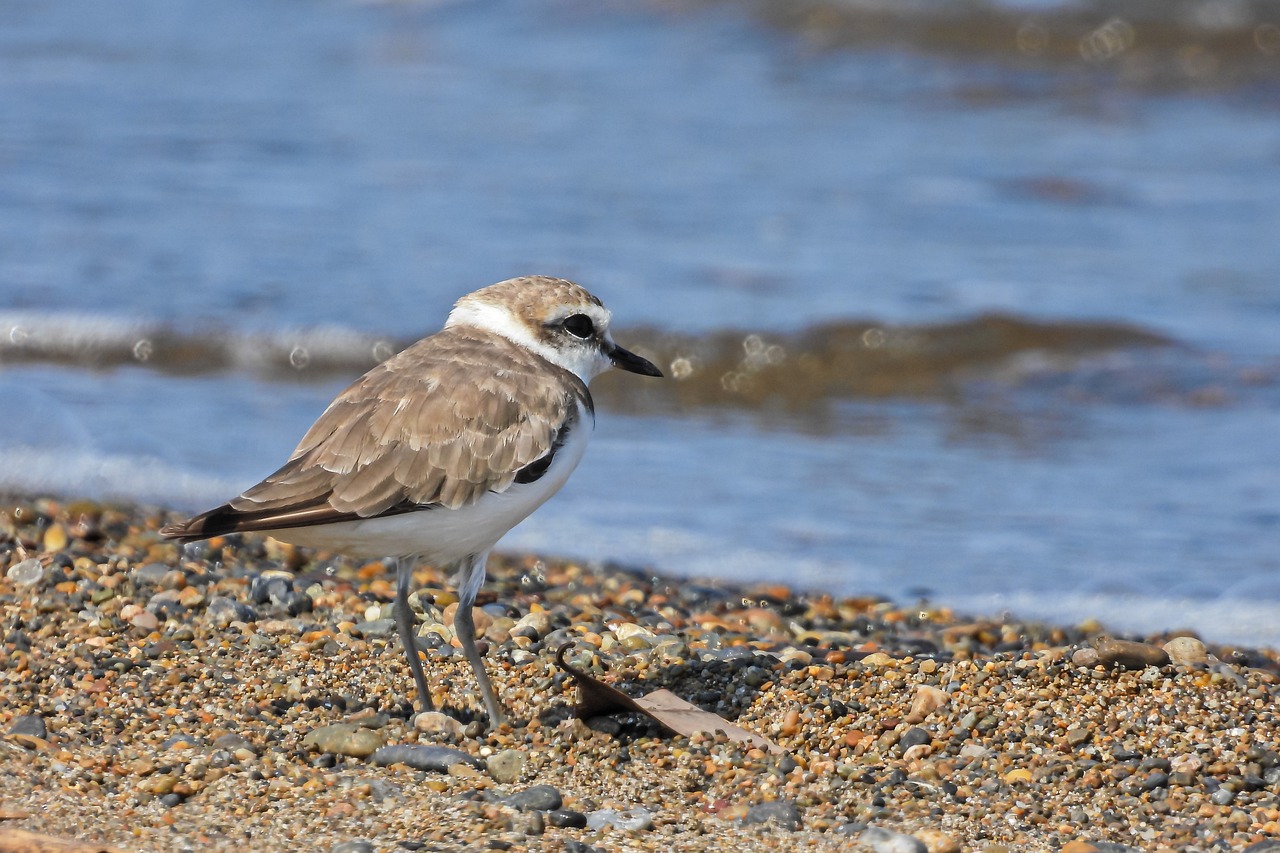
xmin=2 ymin=496 xmax=1278 ymax=852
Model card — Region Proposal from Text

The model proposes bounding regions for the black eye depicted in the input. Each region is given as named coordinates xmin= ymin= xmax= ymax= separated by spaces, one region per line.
xmin=562 ymin=314 xmax=595 ymax=339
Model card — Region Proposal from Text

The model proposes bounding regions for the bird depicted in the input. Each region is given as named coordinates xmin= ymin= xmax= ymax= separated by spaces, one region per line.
xmin=161 ymin=275 xmax=662 ymax=728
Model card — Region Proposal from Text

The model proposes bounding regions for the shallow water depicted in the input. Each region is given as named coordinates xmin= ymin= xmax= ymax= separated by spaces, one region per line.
xmin=2 ymin=0 xmax=1278 ymax=645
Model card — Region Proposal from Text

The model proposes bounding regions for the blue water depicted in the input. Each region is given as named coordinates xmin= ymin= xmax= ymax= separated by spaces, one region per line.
xmin=2 ymin=0 xmax=1279 ymax=645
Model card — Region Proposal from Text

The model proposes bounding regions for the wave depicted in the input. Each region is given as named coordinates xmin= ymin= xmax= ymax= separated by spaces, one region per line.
xmin=746 ymin=0 xmax=1280 ymax=88
xmin=3 ymin=309 xmax=1274 ymax=424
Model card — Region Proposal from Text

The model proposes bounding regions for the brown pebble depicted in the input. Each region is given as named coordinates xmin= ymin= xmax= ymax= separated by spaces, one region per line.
xmin=904 ymin=684 xmax=949 ymax=724
xmin=1071 ymin=647 xmax=1101 ymax=668
xmin=914 ymin=828 xmax=961 ymax=853
xmin=1092 ymin=637 xmax=1170 ymax=669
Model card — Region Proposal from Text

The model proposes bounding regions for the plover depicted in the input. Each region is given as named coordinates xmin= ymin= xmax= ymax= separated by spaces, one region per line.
xmin=161 ymin=276 xmax=662 ymax=728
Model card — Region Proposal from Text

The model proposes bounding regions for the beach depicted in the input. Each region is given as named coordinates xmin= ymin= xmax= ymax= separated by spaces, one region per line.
xmin=2 ymin=495 xmax=1278 ymax=853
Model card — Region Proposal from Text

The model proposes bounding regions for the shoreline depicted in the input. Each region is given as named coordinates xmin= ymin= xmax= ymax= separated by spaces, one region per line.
xmin=2 ymin=495 xmax=1279 ymax=852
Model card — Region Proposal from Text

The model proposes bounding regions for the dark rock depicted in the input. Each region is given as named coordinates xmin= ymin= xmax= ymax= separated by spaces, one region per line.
xmin=504 ymin=784 xmax=563 ymax=812
xmin=369 ymin=744 xmax=484 ymax=773
xmin=8 ymin=715 xmax=46 ymax=739
xmin=547 ymin=809 xmax=587 ymax=829
xmin=330 ymin=842 xmax=375 ymax=853
xmin=899 ymin=727 xmax=930 ymax=749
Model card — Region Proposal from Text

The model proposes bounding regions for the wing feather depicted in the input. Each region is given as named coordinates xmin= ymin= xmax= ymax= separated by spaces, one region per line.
xmin=160 ymin=326 xmax=591 ymax=542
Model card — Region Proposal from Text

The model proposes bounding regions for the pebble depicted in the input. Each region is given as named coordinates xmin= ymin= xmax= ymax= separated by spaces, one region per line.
xmin=486 ymin=749 xmax=525 ymax=784
xmin=369 ymin=744 xmax=484 ymax=773
xmin=546 ymin=809 xmax=588 ymax=829
xmin=329 ymin=842 xmax=375 ymax=853
xmin=206 ymin=595 xmax=257 ymax=627
xmin=504 ymin=784 xmax=563 ymax=812
xmin=860 ymin=825 xmax=928 ymax=853
xmin=413 ymin=711 xmax=466 ymax=739
xmin=6 ymin=558 xmax=43 ymax=587
xmin=1163 ymin=636 xmax=1209 ymax=666
xmin=585 ymin=807 xmax=654 ymax=831
xmin=742 ymin=799 xmax=801 ymax=831
xmin=300 ymin=724 xmax=385 ymax=759
xmin=898 ymin=727 xmax=930 ymax=750
xmin=1091 ymin=637 xmax=1170 ymax=669
xmin=8 ymin=715 xmax=47 ymax=739
xmin=904 ymin=684 xmax=949 ymax=723
xmin=352 ymin=618 xmax=396 ymax=638
xmin=913 ymin=828 xmax=961 ymax=853
xmin=3 ymin=496 xmax=1280 ymax=853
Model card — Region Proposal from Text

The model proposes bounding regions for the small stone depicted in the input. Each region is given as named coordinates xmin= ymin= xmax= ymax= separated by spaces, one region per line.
xmin=7 ymin=558 xmax=43 ymax=587
xmin=505 ymin=784 xmax=563 ymax=812
xmin=914 ymin=829 xmax=961 ymax=853
xmin=1210 ymin=787 xmax=1235 ymax=806
xmin=1163 ymin=636 xmax=1209 ymax=667
xmin=742 ymin=799 xmax=801 ymax=831
xmin=1092 ymin=637 xmax=1169 ymax=669
xmin=206 ymin=596 xmax=257 ymax=628
xmin=509 ymin=810 xmax=545 ymax=836
xmin=510 ymin=610 xmax=551 ymax=640
xmin=42 ymin=524 xmax=68 ymax=551
xmin=904 ymin=685 xmax=949 ymax=724
xmin=547 ymin=809 xmax=588 ymax=829
xmin=899 ymin=727 xmax=930 ymax=750
xmin=352 ymin=618 xmax=396 ymax=639
xmin=1066 ymin=726 xmax=1092 ymax=747
xmin=300 ymin=724 xmax=385 ymax=759
xmin=486 ymin=749 xmax=525 ymax=784
xmin=370 ymin=744 xmax=484 ymax=773
xmin=860 ymin=825 xmax=928 ymax=853
xmin=131 ymin=563 xmax=171 ymax=585
xmin=130 ymin=610 xmax=160 ymax=631
xmin=330 ymin=842 xmax=375 ymax=853
xmin=413 ymin=711 xmax=466 ymax=739
xmin=612 ymin=622 xmax=657 ymax=648
xmin=586 ymin=807 xmax=654 ymax=831
xmin=8 ymin=715 xmax=47 ymax=739
xmin=1071 ymin=647 xmax=1100 ymax=668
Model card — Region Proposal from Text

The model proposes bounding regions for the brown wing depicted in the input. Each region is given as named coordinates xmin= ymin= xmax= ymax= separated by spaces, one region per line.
xmin=161 ymin=327 xmax=591 ymax=542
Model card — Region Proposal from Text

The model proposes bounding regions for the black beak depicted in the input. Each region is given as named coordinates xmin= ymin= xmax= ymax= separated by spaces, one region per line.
xmin=609 ymin=344 xmax=663 ymax=377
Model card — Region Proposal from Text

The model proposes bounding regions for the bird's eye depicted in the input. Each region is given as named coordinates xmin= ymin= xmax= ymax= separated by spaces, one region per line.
xmin=562 ymin=314 xmax=595 ymax=339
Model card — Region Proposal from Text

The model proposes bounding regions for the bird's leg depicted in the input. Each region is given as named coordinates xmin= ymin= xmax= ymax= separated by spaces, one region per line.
xmin=394 ymin=555 xmax=434 ymax=715
xmin=454 ymin=552 xmax=506 ymax=729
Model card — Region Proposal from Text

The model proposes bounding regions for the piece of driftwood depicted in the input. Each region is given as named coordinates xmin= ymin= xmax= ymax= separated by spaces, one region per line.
xmin=554 ymin=644 xmax=783 ymax=754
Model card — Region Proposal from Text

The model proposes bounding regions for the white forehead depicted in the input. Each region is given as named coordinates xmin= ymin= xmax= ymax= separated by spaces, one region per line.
xmin=443 ymin=277 xmax=616 ymax=382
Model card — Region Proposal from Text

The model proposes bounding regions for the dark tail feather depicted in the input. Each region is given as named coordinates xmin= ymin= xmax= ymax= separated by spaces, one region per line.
xmin=160 ymin=496 xmax=397 ymax=543
xmin=159 ymin=504 xmax=245 ymax=543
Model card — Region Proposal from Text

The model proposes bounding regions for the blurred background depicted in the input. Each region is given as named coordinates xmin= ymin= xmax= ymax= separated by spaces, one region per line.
xmin=2 ymin=0 xmax=1278 ymax=644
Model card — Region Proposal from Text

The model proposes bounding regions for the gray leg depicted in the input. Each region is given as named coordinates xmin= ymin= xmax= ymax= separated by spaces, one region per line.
xmin=394 ymin=555 xmax=433 ymax=714
xmin=454 ymin=552 xmax=505 ymax=728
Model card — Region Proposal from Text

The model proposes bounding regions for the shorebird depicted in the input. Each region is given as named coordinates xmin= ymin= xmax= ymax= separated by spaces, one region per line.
xmin=162 ymin=276 xmax=662 ymax=728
